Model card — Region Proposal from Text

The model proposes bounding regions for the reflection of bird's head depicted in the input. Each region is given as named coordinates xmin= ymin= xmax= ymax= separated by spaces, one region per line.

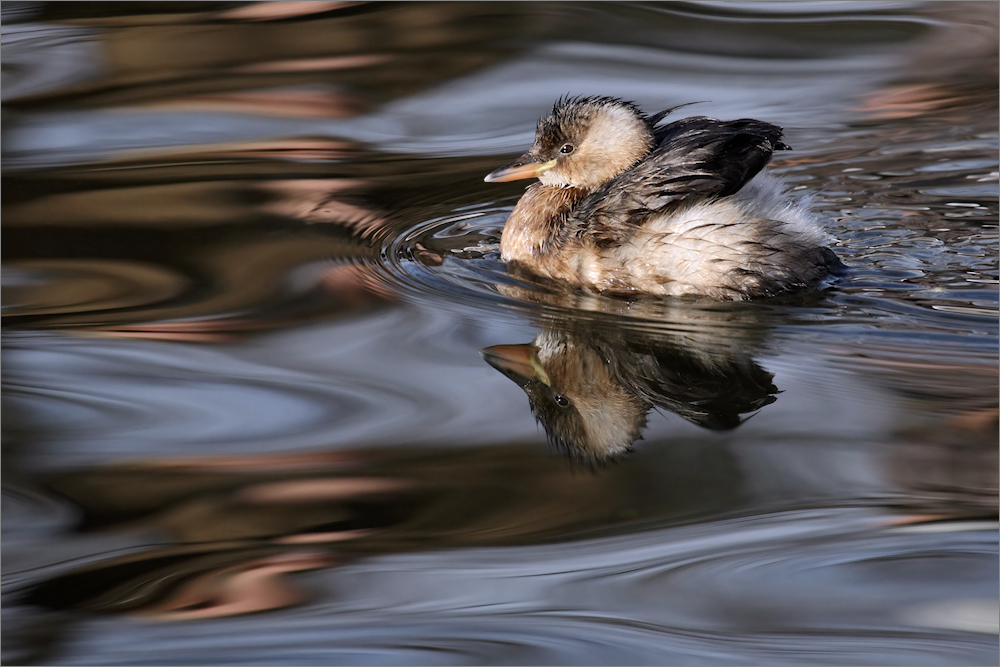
xmin=484 ymin=96 xmax=654 ymax=191
xmin=481 ymin=335 xmax=647 ymax=463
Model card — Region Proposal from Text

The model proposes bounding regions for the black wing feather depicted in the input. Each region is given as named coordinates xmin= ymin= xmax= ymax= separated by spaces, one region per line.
xmin=575 ymin=116 xmax=790 ymax=247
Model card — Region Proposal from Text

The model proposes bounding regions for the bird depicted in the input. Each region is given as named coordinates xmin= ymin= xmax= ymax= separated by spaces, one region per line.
xmin=480 ymin=313 xmax=778 ymax=463
xmin=484 ymin=96 xmax=844 ymax=300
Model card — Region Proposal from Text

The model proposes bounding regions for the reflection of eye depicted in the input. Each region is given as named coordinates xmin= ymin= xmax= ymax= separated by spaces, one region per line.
xmin=559 ymin=144 xmax=574 ymax=154
xmin=554 ymin=394 xmax=570 ymax=408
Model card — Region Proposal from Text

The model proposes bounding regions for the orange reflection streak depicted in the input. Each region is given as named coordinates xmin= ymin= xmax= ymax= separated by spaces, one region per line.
xmin=237 ymin=477 xmax=413 ymax=504
xmin=319 ymin=264 xmax=397 ymax=301
xmin=217 ymin=1 xmax=356 ymax=22
xmin=129 ymin=88 xmax=362 ymax=119
xmin=113 ymin=138 xmax=355 ymax=163
xmin=233 ymin=54 xmax=391 ymax=74
xmin=277 ymin=529 xmax=372 ymax=544
xmin=856 ymin=84 xmax=970 ymax=121
xmin=81 ymin=319 xmax=255 ymax=344
xmin=142 ymin=451 xmax=358 ymax=473
xmin=258 ymin=178 xmax=387 ymax=232
xmin=138 ymin=552 xmax=334 ymax=621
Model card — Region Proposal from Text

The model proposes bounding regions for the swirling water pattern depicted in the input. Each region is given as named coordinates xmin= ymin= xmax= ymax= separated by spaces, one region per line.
xmin=2 ymin=2 xmax=997 ymax=665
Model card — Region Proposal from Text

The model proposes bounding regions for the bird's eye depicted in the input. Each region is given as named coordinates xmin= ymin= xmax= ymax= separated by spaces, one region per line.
xmin=554 ymin=394 xmax=570 ymax=408
xmin=559 ymin=144 xmax=574 ymax=154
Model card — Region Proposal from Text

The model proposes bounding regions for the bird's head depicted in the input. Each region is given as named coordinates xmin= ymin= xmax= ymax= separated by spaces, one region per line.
xmin=481 ymin=332 xmax=647 ymax=463
xmin=485 ymin=96 xmax=655 ymax=191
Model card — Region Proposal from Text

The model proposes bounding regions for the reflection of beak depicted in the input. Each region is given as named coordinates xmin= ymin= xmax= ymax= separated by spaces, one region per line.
xmin=480 ymin=344 xmax=550 ymax=387
xmin=484 ymin=154 xmax=557 ymax=183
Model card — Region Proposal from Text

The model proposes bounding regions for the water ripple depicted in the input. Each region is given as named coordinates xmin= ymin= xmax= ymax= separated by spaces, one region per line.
xmin=49 ymin=511 xmax=998 ymax=665
xmin=2 ymin=259 xmax=190 ymax=323
xmin=2 ymin=331 xmax=436 ymax=468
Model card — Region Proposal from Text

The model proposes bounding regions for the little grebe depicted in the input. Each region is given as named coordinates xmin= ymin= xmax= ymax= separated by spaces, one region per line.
xmin=485 ymin=96 xmax=844 ymax=299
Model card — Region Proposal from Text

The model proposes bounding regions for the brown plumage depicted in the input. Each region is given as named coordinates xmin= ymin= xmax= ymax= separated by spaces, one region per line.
xmin=481 ymin=312 xmax=778 ymax=463
xmin=485 ymin=96 xmax=844 ymax=300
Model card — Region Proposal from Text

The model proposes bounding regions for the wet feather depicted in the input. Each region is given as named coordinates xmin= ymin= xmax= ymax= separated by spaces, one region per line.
xmin=489 ymin=96 xmax=844 ymax=300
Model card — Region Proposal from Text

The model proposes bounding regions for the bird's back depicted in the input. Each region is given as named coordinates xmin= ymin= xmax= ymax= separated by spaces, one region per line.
xmin=573 ymin=116 xmax=789 ymax=245
xmin=568 ymin=116 xmax=841 ymax=299
xmin=582 ymin=173 xmax=840 ymax=299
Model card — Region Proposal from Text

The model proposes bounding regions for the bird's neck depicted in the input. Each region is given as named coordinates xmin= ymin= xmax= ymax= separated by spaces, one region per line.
xmin=500 ymin=184 xmax=588 ymax=268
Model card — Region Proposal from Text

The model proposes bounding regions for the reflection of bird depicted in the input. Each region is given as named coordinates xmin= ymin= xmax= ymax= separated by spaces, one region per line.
xmin=485 ymin=96 xmax=843 ymax=299
xmin=482 ymin=322 xmax=777 ymax=462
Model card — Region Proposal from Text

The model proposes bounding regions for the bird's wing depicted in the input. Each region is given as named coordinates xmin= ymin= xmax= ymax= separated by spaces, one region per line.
xmin=574 ymin=116 xmax=790 ymax=247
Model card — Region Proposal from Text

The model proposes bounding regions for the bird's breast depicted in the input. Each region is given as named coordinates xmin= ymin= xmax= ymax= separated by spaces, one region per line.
xmin=500 ymin=184 xmax=588 ymax=273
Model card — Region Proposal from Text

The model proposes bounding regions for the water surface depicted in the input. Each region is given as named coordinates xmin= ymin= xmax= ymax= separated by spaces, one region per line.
xmin=2 ymin=2 xmax=998 ymax=664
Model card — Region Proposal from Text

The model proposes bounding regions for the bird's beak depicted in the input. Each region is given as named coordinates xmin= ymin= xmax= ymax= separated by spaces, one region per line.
xmin=480 ymin=344 xmax=550 ymax=387
xmin=484 ymin=154 xmax=557 ymax=183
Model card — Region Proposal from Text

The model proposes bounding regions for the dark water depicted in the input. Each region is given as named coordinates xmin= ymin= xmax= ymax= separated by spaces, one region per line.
xmin=2 ymin=2 xmax=998 ymax=664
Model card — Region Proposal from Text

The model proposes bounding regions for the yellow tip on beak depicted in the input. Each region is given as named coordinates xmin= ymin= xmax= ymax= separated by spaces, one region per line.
xmin=484 ymin=156 xmax=557 ymax=183
xmin=480 ymin=344 xmax=550 ymax=386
